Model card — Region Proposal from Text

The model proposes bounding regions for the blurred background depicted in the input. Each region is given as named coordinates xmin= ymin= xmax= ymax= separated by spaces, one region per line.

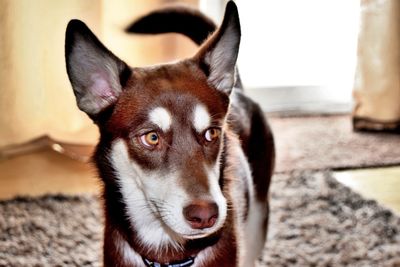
xmin=0 ymin=0 xmax=399 ymax=234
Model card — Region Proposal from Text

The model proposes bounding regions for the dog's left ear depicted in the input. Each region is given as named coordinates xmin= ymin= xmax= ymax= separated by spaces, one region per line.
xmin=65 ymin=20 xmax=131 ymax=118
xmin=195 ymin=1 xmax=240 ymax=94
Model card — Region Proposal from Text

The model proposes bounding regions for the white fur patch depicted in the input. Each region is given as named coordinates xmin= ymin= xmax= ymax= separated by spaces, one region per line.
xmin=117 ymin=237 xmax=143 ymax=265
xmin=205 ymin=164 xmax=227 ymax=230
xmin=193 ymin=246 xmax=218 ymax=266
xmin=242 ymin=201 xmax=267 ymax=267
xmin=149 ymin=107 xmax=172 ymax=132
xmin=110 ymin=140 xmax=177 ymax=252
xmin=193 ymin=104 xmax=211 ymax=133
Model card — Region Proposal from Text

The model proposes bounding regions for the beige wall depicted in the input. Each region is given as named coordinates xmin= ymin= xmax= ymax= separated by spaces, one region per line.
xmin=0 ymin=0 xmax=198 ymax=147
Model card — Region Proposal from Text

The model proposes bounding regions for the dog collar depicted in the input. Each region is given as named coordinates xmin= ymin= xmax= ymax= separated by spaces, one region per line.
xmin=142 ymin=256 xmax=195 ymax=267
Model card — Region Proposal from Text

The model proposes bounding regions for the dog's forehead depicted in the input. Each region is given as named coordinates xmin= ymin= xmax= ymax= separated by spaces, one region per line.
xmin=130 ymin=62 xmax=210 ymax=96
xmin=109 ymin=62 xmax=229 ymax=131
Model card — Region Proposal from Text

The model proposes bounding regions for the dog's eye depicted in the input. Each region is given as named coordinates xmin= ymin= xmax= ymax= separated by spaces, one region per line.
xmin=140 ymin=132 xmax=159 ymax=147
xmin=204 ymin=128 xmax=221 ymax=142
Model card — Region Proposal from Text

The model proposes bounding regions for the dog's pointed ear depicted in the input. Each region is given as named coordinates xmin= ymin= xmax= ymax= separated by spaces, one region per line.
xmin=65 ymin=20 xmax=131 ymax=117
xmin=194 ymin=1 xmax=240 ymax=94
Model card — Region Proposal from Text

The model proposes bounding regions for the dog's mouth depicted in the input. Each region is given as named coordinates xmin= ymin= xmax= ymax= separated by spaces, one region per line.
xmin=182 ymin=231 xmax=213 ymax=240
xmin=161 ymin=214 xmax=222 ymax=242
xmin=185 ymin=230 xmax=222 ymax=249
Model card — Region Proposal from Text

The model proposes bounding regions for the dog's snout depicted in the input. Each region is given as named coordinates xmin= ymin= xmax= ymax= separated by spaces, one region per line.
xmin=183 ymin=200 xmax=219 ymax=229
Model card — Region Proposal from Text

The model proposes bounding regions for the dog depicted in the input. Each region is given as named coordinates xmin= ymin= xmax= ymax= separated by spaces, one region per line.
xmin=65 ymin=1 xmax=274 ymax=266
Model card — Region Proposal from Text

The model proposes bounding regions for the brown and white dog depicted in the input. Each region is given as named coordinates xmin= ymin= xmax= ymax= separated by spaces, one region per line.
xmin=65 ymin=1 xmax=274 ymax=266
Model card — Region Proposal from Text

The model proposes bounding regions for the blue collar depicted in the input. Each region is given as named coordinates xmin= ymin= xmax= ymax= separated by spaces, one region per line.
xmin=142 ymin=256 xmax=195 ymax=267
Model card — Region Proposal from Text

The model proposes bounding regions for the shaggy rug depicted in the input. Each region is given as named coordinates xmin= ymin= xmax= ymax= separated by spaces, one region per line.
xmin=268 ymin=115 xmax=400 ymax=173
xmin=1 ymin=172 xmax=399 ymax=267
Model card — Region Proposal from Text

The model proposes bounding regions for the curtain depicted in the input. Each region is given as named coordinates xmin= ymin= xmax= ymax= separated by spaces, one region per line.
xmin=353 ymin=0 xmax=400 ymax=132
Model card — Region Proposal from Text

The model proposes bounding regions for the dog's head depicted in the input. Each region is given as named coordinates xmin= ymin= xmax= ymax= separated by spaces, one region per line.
xmin=65 ymin=2 xmax=240 ymax=244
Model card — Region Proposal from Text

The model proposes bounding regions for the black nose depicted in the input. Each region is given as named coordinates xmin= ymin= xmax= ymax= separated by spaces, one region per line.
xmin=183 ymin=200 xmax=219 ymax=229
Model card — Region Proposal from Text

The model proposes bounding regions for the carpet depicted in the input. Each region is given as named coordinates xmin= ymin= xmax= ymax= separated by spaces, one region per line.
xmin=268 ymin=115 xmax=400 ymax=173
xmin=0 ymin=196 xmax=102 ymax=266
xmin=1 ymin=172 xmax=399 ymax=266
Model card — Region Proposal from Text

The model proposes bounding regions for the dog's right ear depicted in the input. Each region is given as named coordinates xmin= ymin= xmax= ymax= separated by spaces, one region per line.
xmin=65 ymin=20 xmax=131 ymax=117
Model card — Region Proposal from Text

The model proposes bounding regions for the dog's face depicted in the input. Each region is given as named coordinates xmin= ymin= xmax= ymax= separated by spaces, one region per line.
xmin=108 ymin=65 xmax=230 ymax=241
xmin=65 ymin=3 xmax=240 ymax=244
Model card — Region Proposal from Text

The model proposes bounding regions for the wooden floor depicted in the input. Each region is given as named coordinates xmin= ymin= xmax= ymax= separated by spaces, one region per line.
xmin=0 ymin=148 xmax=399 ymax=214
xmin=334 ymin=166 xmax=400 ymax=214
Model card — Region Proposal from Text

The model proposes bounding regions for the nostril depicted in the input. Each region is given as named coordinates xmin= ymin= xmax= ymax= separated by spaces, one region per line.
xmin=183 ymin=201 xmax=219 ymax=229
xmin=207 ymin=215 xmax=217 ymax=227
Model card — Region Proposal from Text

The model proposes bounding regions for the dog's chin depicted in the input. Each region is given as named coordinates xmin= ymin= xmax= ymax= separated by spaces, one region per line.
xmin=161 ymin=219 xmax=224 ymax=242
xmin=181 ymin=232 xmax=213 ymax=240
xmin=175 ymin=221 xmax=226 ymax=241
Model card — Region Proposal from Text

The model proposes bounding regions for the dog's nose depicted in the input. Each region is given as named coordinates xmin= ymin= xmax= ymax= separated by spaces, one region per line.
xmin=183 ymin=200 xmax=219 ymax=229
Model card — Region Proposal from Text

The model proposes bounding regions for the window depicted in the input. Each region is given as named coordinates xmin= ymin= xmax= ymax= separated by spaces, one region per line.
xmin=201 ymin=0 xmax=360 ymax=113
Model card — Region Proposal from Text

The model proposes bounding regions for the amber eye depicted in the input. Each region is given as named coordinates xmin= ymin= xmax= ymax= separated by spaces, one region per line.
xmin=204 ymin=128 xmax=221 ymax=142
xmin=140 ymin=132 xmax=159 ymax=147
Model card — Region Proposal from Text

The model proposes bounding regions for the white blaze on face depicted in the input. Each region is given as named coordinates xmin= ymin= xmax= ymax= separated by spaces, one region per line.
xmin=193 ymin=104 xmax=211 ymax=133
xmin=205 ymin=163 xmax=227 ymax=227
xmin=149 ymin=107 xmax=172 ymax=132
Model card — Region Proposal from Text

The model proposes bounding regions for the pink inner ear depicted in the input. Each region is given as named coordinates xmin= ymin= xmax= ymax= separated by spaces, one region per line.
xmin=90 ymin=72 xmax=118 ymax=99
